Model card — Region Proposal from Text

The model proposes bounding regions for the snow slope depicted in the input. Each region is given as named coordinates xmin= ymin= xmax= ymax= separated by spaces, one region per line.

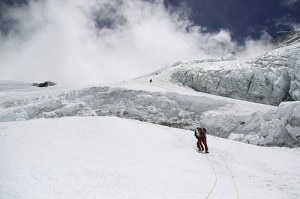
xmin=1 ymin=116 xmax=299 ymax=199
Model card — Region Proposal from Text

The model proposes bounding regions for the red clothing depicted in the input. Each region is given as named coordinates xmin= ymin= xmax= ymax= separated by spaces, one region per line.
xmin=196 ymin=139 xmax=204 ymax=150
xmin=199 ymin=138 xmax=208 ymax=153
xmin=195 ymin=128 xmax=209 ymax=153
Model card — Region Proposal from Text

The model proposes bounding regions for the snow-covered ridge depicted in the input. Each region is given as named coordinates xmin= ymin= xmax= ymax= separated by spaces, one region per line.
xmin=272 ymin=28 xmax=300 ymax=48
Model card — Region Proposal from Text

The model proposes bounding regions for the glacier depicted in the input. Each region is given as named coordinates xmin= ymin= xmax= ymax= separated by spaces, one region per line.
xmin=0 ymin=79 xmax=299 ymax=147
xmin=0 ymin=30 xmax=299 ymax=147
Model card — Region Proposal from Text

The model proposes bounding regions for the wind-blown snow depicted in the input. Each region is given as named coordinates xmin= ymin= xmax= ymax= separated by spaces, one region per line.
xmin=0 ymin=117 xmax=299 ymax=199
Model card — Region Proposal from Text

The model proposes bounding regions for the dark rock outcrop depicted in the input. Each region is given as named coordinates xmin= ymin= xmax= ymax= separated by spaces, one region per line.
xmin=32 ymin=81 xmax=56 ymax=87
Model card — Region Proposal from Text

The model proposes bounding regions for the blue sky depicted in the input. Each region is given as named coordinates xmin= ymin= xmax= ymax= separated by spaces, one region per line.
xmin=164 ymin=0 xmax=300 ymax=43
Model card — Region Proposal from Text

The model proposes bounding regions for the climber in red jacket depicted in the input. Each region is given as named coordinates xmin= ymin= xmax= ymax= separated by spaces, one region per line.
xmin=195 ymin=127 xmax=209 ymax=153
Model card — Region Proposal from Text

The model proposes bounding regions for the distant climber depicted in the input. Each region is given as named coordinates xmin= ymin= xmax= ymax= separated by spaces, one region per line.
xmin=194 ymin=127 xmax=209 ymax=153
xmin=195 ymin=127 xmax=204 ymax=151
xmin=149 ymin=79 xmax=152 ymax=83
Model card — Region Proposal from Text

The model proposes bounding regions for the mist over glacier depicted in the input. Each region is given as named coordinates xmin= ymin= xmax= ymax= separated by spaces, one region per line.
xmin=0 ymin=0 xmax=272 ymax=85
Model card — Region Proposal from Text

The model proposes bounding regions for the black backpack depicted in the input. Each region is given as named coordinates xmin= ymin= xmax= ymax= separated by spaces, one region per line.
xmin=194 ymin=130 xmax=199 ymax=139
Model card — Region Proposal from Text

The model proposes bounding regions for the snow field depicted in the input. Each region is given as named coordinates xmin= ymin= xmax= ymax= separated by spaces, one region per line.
xmin=1 ymin=116 xmax=299 ymax=199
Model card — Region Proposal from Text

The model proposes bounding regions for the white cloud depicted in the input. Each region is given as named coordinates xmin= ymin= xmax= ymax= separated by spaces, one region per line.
xmin=283 ymin=0 xmax=299 ymax=6
xmin=275 ymin=15 xmax=300 ymax=30
xmin=0 ymin=0 xmax=271 ymax=85
xmin=237 ymin=31 xmax=273 ymax=59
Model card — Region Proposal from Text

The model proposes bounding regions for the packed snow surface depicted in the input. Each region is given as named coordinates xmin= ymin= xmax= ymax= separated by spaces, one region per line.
xmin=1 ymin=116 xmax=300 ymax=199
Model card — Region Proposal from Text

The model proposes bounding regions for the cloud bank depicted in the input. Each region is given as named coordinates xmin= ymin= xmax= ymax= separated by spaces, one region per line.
xmin=0 ymin=0 xmax=271 ymax=85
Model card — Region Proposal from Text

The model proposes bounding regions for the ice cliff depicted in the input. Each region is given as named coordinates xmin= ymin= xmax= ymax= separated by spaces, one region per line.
xmin=170 ymin=43 xmax=299 ymax=106
xmin=169 ymin=30 xmax=300 ymax=106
